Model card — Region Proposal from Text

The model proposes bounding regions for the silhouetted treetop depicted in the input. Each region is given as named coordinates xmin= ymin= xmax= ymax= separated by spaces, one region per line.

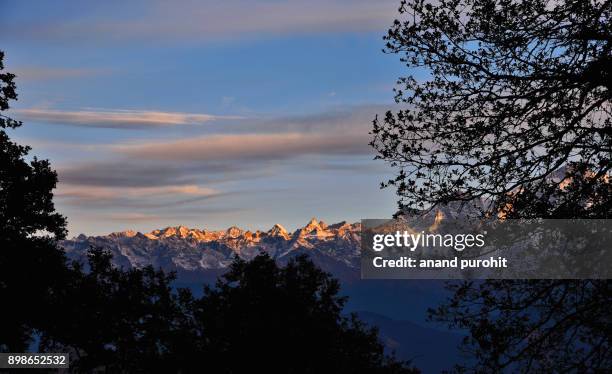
xmin=0 ymin=51 xmax=21 ymax=127
xmin=46 ymin=253 xmax=418 ymax=373
xmin=371 ymin=0 xmax=611 ymax=215
xmin=373 ymin=2 xmax=611 ymax=372
xmin=195 ymin=254 xmax=417 ymax=374
xmin=429 ymin=279 xmax=612 ymax=372
xmin=41 ymin=248 xmax=197 ymax=373
xmin=0 ymin=51 xmax=66 ymax=239
xmin=0 ymin=50 xmax=69 ymax=352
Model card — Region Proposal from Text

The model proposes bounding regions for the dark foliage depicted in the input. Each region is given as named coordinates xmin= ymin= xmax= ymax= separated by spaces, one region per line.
xmin=430 ymin=280 xmax=612 ymax=372
xmin=0 ymin=50 xmax=70 ymax=352
xmin=42 ymin=252 xmax=416 ymax=373
xmin=194 ymin=254 xmax=417 ymax=374
xmin=371 ymin=0 xmax=611 ymax=216
xmin=41 ymin=249 xmax=198 ymax=373
xmin=372 ymin=1 xmax=611 ymax=372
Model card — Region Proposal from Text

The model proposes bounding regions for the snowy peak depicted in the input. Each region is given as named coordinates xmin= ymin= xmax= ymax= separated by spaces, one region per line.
xmin=267 ymin=224 xmax=289 ymax=239
xmin=109 ymin=230 xmax=138 ymax=238
xmin=305 ymin=217 xmax=320 ymax=230
xmin=295 ymin=217 xmax=333 ymax=239
xmin=225 ymin=226 xmax=243 ymax=238
xmin=151 ymin=226 xmax=192 ymax=239
xmin=429 ymin=210 xmax=445 ymax=231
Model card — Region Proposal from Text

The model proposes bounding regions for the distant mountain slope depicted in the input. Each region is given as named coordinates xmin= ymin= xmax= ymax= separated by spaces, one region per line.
xmin=357 ymin=311 xmax=465 ymax=374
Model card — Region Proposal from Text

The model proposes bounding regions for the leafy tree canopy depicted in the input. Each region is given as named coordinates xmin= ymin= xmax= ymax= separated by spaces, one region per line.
xmin=372 ymin=1 xmax=612 ymax=372
xmin=371 ymin=0 xmax=611 ymax=217
xmin=0 ymin=50 xmax=70 ymax=351
xmin=45 ymin=253 xmax=417 ymax=373
xmin=194 ymin=254 xmax=417 ymax=374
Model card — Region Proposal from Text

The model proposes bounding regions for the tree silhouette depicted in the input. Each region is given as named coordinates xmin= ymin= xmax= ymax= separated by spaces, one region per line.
xmin=42 ymin=252 xmax=417 ymax=373
xmin=41 ymin=249 xmax=199 ymax=373
xmin=0 ymin=50 xmax=71 ymax=351
xmin=372 ymin=1 xmax=611 ymax=372
xmin=193 ymin=254 xmax=417 ymax=374
xmin=371 ymin=0 xmax=610 ymax=216
xmin=430 ymin=280 xmax=611 ymax=372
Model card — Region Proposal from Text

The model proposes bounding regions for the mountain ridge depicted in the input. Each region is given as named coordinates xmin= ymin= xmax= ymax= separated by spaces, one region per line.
xmin=61 ymin=218 xmax=363 ymax=280
xmin=80 ymin=217 xmax=350 ymax=242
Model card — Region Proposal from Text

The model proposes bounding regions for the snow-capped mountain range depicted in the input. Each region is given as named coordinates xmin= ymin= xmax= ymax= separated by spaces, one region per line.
xmin=61 ymin=198 xmax=490 ymax=281
xmin=61 ymin=218 xmax=362 ymax=280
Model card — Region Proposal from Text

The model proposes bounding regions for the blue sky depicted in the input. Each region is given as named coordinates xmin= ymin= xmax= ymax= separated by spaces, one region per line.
xmin=0 ymin=0 xmax=407 ymax=235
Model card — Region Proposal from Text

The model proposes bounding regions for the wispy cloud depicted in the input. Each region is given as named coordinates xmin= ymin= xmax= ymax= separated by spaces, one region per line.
xmin=2 ymin=0 xmax=398 ymax=45
xmin=56 ymin=184 xmax=223 ymax=208
xmin=13 ymin=108 xmax=241 ymax=128
xmin=101 ymin=213 xmax=163 ymax=223
xmin=115 ymin=132 xmax=371 ymax=162
xmin=12 ymin=67 xmax=108 ymax=81
xmin=55 ymin=105 xmax=385 ymax=189
xmin=58 ymin=161 xmax=237 ymax=188
xmin=90 ymin=207 xmax=251 ymax=226
xmin=57 ymin=184 xmax=218 ymax=200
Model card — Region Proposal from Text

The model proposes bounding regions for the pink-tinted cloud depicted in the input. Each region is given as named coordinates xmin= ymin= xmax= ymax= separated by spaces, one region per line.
xmin=57 ymin=184 xmax=219 ymax=200
xmin=54 ymin=106 xmax=385 ymax=190
xmin=101 ymin=213 xmax=163 ymax=223
xmin=115 ymin=131 xmax=371 ymax=162
xmin=2 ymin=0 xmax=398 ymax=44
xmin=56 ymin=184 xmax=223 ymax=209
xmin=13 ymin=108 xmax=241 ymax=128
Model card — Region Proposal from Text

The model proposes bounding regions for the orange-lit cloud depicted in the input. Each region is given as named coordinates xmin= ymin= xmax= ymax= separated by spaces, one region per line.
xmin=57 ymin=184 xmax=218 ymax=200
xmin=115 ymin=132 xmax=371 ymax=161
xmin=56 ymin=184 xmax=222 ymax=208
xmin=4 ymin=0 xmax=398 ymax=44
xmin=13 ymin=108 xmax=241 ymax=128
